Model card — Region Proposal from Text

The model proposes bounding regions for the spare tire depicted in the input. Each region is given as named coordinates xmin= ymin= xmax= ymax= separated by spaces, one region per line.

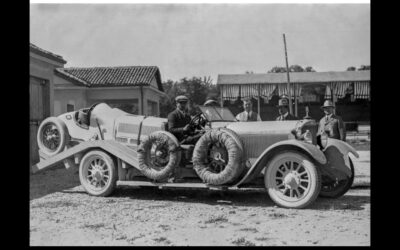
xmin=137 ymin=131 xmax=181 ymax=181
xmin=193 ymin=129 xmax=244 ymax=185
xmin=37 ymin=117 xmax=70 ymax=156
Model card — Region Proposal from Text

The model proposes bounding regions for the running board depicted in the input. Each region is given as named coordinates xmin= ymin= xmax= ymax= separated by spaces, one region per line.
xmin=116 ymin=180 xmax=266 ymax=191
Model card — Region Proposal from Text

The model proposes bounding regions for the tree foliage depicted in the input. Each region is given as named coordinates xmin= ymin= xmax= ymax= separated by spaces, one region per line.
xmin=268 ymin=65 xmax=315 ymax=73
xmin=159 ymin=76 xmax=220 ymax=117
xmin=346 ymin=65 xmax=370 ymax=71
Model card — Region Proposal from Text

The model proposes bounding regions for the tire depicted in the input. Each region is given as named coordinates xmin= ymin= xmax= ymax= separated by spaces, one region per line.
xmin=37 ymin=117 xmax=69 ymax=156
xmin=319 ymin=157 xmax=355 ymax=198
xmin=264 ymin=151 xmax=321 ymax=209
xmin=137 ymin=131 xmax=182 ymax=181
xmin=79 ymin=150 xmax=117 ymax=197
xmin=193 ymin=129 xmax=244 ymax=185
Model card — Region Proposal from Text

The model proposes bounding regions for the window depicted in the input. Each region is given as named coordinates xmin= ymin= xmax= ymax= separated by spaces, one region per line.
xmin=67 ymin=104 xmax=75 ymax=112
xmin=147 ymin=100 xmax=158 ymax=116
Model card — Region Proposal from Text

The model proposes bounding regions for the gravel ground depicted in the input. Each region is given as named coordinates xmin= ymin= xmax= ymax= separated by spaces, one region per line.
xmin=30 ymin=152 xmax=370 ymax=246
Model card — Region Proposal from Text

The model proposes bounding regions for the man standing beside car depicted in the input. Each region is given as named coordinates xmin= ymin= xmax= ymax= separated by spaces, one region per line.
xmin=167 ymin=95 xmax=202 ymax=144
xmin=235 ymin=98 xmax=262 ymax=121
xmin=317 ymin=100 xmax=346 ymax=141
xmin=275 ymin=97 xmax=298 ymax=121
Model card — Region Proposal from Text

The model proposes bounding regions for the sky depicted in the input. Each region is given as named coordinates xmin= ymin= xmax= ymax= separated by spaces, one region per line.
xmin=30 ymin=3 xmax=370 ymax=83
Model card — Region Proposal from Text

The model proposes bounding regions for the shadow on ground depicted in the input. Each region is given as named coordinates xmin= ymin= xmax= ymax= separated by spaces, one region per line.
xmin=30 ymin=166 xmax=80 ymax=200
xmin=60 ymin=185 xmax=370 ymax=211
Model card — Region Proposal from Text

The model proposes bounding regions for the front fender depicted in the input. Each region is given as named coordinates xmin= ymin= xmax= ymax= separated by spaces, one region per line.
xmin=321 ymin=138 xmax=359 ymax=180
xmin=234 ymin=140 xmax=326 ymax=187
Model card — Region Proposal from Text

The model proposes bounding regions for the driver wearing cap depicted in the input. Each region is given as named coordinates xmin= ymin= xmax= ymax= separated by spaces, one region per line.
xmin=167 ymin=95 xmax=202 ymax=144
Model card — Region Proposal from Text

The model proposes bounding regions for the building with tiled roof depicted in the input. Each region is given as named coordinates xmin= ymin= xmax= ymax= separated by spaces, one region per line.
xmin=30 ymin=43 xmax=68 ymax=167
xmin=53 ymin=66 xmax=165 ymax=117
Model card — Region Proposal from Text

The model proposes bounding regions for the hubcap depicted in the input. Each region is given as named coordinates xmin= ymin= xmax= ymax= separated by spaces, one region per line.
xmin=42 ymin=124 xmax=60 ymax=151
xmin=273 ymin=160 xmax=311 ymax=199
xmin=86 ymin=158 xmax=110 ymax=189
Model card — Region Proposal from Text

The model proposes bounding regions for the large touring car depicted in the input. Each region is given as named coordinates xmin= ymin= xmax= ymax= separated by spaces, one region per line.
xmin=33 ymin=103 xmax=358 ymax=209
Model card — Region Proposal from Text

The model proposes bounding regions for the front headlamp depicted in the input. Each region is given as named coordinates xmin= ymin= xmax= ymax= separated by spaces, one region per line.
xmin=303 ymin=130 xmax=313 ymax=144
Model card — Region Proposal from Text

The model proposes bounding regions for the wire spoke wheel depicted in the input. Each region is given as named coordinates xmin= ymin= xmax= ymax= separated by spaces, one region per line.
xmin=79 ymin=150 xmax=117 ymax=197
xmin=265 ymin=151 xmax=321 ymax=209
xmin=37 ymin=117 xmax=69 ymax=156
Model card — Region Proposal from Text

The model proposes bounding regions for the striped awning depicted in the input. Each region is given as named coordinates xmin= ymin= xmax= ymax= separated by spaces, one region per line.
xmin=278 ymin=83 xmax=302 ymax=98
xmin=354 ymin=82 xmax=370 ymax=99
xmin=221 ymin=84 xmax=240 ymax=100
xmin=221 ymin=84 xmax=278 ymax=100
xmin=324 ymin=81 xmax=369 ymax=100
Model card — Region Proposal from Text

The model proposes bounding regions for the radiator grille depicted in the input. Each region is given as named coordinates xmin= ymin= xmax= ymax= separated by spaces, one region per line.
xmin=118 ymin=123 xmax=139 ymax=134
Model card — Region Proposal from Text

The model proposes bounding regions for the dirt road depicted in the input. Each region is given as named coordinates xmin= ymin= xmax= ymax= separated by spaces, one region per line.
xmin=30 ymin=164 xmax=370 ymax=246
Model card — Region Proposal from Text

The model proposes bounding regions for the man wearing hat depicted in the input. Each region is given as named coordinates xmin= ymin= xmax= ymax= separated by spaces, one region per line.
xmin=167 ymin=95 xmax=201 ymax=144
xmin=275 ymin=98 xmax=298 ymax=121
xmin=235 ymin=98 xmax=262 ymax=122
xmin=318 ymin=100 xmax=346 ymax=141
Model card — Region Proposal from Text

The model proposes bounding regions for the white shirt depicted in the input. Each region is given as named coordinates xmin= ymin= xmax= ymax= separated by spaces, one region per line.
xmin=235 ymin=111 xmax=262 ymax=122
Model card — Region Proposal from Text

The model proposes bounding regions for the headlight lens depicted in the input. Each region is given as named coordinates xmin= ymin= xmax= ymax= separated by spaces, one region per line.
xmin=303 ymin=130 xmax=313 ymax=144
xmin=320 ymin=132 xmax=328 ymax=148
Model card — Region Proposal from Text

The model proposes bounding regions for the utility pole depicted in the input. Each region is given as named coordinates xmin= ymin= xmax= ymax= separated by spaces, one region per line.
xmin=283 ymin=34 xmax=293 ymax=115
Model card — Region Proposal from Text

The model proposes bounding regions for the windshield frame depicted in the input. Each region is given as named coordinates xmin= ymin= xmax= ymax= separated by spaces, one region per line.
xmin=198 ymin=106 xmax=236 ymax=122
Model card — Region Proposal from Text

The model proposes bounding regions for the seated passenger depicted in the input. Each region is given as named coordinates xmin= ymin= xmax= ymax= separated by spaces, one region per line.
xmin=167 ymin=95 xmax=202 ymax=144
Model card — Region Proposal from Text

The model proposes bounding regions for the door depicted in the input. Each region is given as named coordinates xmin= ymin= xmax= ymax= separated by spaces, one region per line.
xmin=30 ymin=76 xmax=50 ymax=167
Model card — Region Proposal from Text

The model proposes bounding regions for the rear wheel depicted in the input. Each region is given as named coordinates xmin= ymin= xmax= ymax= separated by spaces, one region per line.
xmin=265 ymin=151 xmax=321 ymax=209
xmin=79 ymin=150 xmax=117 ymax=196
xmin=320 ymin=157 xmax=355 ymax=198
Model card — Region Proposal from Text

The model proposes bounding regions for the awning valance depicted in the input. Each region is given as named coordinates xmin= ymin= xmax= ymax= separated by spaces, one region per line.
xmin=221 ymin=81 xmax=369 ymax=101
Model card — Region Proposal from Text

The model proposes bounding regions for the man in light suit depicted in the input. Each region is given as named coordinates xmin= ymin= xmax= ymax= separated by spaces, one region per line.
xmin=235 ymin=98 xmax=261 ymax=121
xmin=275 ymin=98 xmax=298 ymax=121
xmin=317 ymin=100 xmax=346 ymax=141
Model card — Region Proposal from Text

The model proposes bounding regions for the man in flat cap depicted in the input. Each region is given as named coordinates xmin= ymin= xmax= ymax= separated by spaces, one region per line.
xmin=235 ymin=98 xmax=262 ymax=122
xmin=275 ymin=98 xmax=298 ymax=121
xmin=317 ymin=100 xmax=346 ymax=141
xmin=167 ymin=95 xmax=201 ymax=144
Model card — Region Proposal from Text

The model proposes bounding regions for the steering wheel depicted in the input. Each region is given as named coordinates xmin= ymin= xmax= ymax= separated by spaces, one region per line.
xmin=189 ymin=112 xmax=207 ymax=130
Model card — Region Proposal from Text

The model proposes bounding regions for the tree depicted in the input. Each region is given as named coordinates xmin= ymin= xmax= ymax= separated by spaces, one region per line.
xmin=159 ymin=76 xmax=219 ymax=117
xmin=268 ymin=65 xmax=315 ymax=73
xmin=358 ymin=65 xmax=370 ymax=71
xmin=304 ymin=66 xmax=316 ymax=72
xmin=346 ymin=66 xmax=356 ymax=71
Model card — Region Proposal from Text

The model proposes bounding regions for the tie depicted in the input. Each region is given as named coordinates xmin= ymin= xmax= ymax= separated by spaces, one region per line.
xmin=246 ymin=113 xmax=249 ymax=121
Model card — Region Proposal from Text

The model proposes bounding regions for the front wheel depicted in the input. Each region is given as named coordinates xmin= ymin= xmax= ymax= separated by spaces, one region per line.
xmin=265 ymin=151 xmax=321 ymax=209
xmin=79 ymin=150 xmax=117 ymax=196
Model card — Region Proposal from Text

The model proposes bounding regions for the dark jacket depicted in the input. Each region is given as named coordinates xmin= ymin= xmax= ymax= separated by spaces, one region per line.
xmin=318 ymin=114 xmax=346 ymax=141
xmin=276 ymin=113 xmax=298 ymax=121
xmin=167 ymin=109 xmax=192 ymax=141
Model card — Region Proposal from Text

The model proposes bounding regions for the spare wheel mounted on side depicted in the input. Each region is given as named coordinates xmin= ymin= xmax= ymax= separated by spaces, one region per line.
xmin=193 ymin=129 xmax=244 ymax=185
xmin=264 ymin=150 xmax=321 ymax=209
xmin=137 ymin=131 xmax=182 ymax=181
xmin=37 ymin=117 xmax=70 ymax=157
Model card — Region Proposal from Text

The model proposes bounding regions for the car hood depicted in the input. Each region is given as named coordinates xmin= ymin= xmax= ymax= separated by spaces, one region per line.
xmin=226 ymin=120 xmax=299 ymax=159
xmin=226 ymin=120 xmax=299 ymax=135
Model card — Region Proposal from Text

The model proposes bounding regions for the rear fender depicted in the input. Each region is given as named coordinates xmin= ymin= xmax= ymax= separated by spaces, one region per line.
xmin=234 ymin=140 xmax=326 ymax=187
xmin=322 ymin=139 xmax=359 ymax=180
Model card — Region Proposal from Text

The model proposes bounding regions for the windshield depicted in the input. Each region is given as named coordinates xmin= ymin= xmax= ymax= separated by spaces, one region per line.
xmin=199 ymin=106 xmax=236 ymax=122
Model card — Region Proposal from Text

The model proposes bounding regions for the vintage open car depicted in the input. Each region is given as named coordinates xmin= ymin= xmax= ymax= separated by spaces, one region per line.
xmin=35 ymin=103 xmax=358 ymax=209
